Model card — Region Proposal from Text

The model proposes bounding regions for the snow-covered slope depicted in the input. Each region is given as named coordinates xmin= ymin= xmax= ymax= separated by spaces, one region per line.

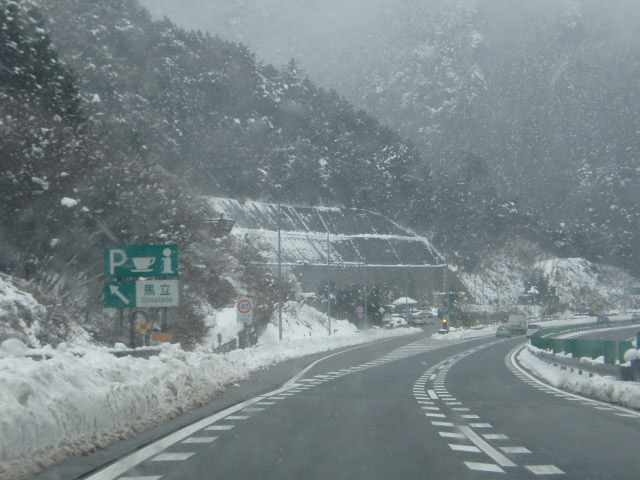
xmin=458 ymin=236 xmax=638 ymax=311
xmin=0 ymin=274 xmax=93 ymax=348
xmin=535 ymin=258 xmax=634 ymax=311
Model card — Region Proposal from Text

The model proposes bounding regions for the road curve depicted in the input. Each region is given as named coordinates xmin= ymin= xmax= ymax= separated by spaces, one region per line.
xmin=32 ymin=330 xmax=640 ymax=480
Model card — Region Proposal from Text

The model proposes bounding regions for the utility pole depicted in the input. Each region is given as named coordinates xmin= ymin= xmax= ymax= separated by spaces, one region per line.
xmin=364 ymin=261 xmax=368 ymax=327
xmin=474 ymin=274 xmax=477 ymax=303
xmin=327 ymin=231 xmax=331 ymax=335
xmin=405 ymin=267 xmax=409 ymax=319
xmin=277 ymin=200 xmax=283 ymax=340
xmin=445 ymin=262 xmax=449 ymax=319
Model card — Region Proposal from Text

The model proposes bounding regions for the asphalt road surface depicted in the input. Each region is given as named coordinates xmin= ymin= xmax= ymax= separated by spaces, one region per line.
xmin=34 ymin=330 xmax=640 ymax=480
xmin=570 ymin=325 xmax=639 ymax=342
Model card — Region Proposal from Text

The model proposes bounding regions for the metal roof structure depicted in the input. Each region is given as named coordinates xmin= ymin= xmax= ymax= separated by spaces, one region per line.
xmin=208 ymin=197 xmax=444 ymax=267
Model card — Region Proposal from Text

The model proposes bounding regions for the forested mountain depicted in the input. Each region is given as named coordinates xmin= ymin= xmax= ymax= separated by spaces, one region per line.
xmin=2 ymin=0 xmax=635 ymax=338
xmin=19 ymin=0 xmax=529 ymax=270
xmin=141 ymin=0 xmax=640 ymax=275
xmin=32 ymin=0 xmax=422 ymax=218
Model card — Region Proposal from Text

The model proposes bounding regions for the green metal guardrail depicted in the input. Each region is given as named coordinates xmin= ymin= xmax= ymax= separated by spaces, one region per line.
xmin=530 ymin=318 xmax=640 ymax=365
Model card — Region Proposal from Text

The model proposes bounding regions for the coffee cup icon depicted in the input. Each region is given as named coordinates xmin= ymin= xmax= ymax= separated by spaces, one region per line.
xmin=132 ymin=257 xmax=155 ymax=272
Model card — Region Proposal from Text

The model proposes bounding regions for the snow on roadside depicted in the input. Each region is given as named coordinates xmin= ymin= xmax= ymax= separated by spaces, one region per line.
xmin=0 ymin=302 xmax=417 ymax=480
xmin=518 ymin=347 xmax=640 ymax=409
xmin=431 ymin=325 xmax=498 ymax=340
xmin=0 ymin=275 xmax=47 ymax=347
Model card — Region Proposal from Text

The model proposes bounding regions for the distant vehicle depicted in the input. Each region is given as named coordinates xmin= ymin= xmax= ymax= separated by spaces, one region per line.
xmin=596 ymin=315 xmax=610 ymax=325
xmin=505 ymin=323 xmax=527 ymax=335
xmin=496 ymin=325 xmax=512 ymax=338
xmin=437 ymin=329 xmax=448 ymax=335
xmin=508 ymin=314 xmax=527 ymax=332
xmin=384 ymin=315 xmax=408 ymax=329
xmin=407 ymin=313 xmax=427 ymax=326
xmin=526 ymin=324 xmax=540 ymax=337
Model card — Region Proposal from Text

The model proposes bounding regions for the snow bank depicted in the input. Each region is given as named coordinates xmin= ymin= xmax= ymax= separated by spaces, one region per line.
xmin=431 ymin=325 xmax=498 ymax=340
xmin=0 ymin=302 xmax=416 ymax=480
xmin=518 ymin=347 xmax=640 ymax=409
xmin=0 ymin=275 xmax=47 ymax=347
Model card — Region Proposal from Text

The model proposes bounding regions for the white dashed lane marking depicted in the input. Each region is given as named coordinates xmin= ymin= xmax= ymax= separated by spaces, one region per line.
xmin=181 ymin=436 xmax=217 ymax=444
xmin=204 ymin=425 xmax=234 ymax=431
xmin=464 ymin=462 xmax=505 ymax=473
xmin=432 ymin=421 xmax=455 ymax=427
xmin=150 ymin=452 xmax=195 ymax=462
xmin=119 ymin=477 xmax=162 ymax=480
xmin=509 ymin=345 xmax=640 ymax=421
xmin=483 ymin=434 xmax=509 ymax=440
xmin=414 ymin=342 xmax=570 ymax=476
xmin=501 ymin=446 xmax=531 ymax=454
xmin=526 ymin=465 xmax=566 ymax=475
xmin=449 ymin=444 xmax=482 ymax=453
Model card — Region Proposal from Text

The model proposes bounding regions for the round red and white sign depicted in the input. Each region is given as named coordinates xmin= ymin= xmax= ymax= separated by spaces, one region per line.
xmin=355 ymin=305 xmax=365 ymax=315
xmin=238 ymin=299 xmax=252 ymax=314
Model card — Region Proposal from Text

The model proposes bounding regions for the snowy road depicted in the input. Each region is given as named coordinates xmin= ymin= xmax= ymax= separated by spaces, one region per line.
xmin=34 ymin=333 xmax=640 ymax=480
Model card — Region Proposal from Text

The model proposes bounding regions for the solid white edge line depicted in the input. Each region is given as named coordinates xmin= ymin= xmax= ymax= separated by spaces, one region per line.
xmin=85 ymin=340 xmax=391 ymax=480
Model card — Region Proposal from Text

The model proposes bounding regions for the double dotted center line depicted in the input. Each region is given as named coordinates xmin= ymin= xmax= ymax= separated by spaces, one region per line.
xmin=414 ymin=342 xmax=565 ymax=476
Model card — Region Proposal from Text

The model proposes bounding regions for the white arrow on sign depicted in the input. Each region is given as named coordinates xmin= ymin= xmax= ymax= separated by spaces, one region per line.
xmin=109 ymin=285 xmax=130 ymax=305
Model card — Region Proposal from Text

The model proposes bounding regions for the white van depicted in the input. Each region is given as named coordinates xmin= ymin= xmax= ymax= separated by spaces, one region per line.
xmin=526 ymin=324 xmax=540 ymax=337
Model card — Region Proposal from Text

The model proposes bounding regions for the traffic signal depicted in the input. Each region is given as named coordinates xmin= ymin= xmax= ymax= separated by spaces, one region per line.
xmin=443 ymin=318 xmax=448 ymax=328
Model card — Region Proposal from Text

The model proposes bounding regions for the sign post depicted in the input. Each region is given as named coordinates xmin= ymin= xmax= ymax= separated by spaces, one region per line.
xmin=104 ymin=245 xmax=179 ymax=348
xmin=237 ymin=297 xmax=254 ymax=324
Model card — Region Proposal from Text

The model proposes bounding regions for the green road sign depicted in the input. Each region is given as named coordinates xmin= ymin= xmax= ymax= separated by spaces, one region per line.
xmin=104 ymin=281 xmax=136 ymax=308
xmin=104 ymin=245 xmax=178 ymax=278
xmin=442 ymin=306 xmax=450 ymax=314
xmin=628 ymin=287 xmax=640 ymax=296
xmin=105 ymin=280 xmax=179 ymax=308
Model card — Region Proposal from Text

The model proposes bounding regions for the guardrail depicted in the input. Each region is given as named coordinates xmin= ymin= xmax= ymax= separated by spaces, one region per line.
xmin=530 ymin=317 xmax=640 ymax=367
